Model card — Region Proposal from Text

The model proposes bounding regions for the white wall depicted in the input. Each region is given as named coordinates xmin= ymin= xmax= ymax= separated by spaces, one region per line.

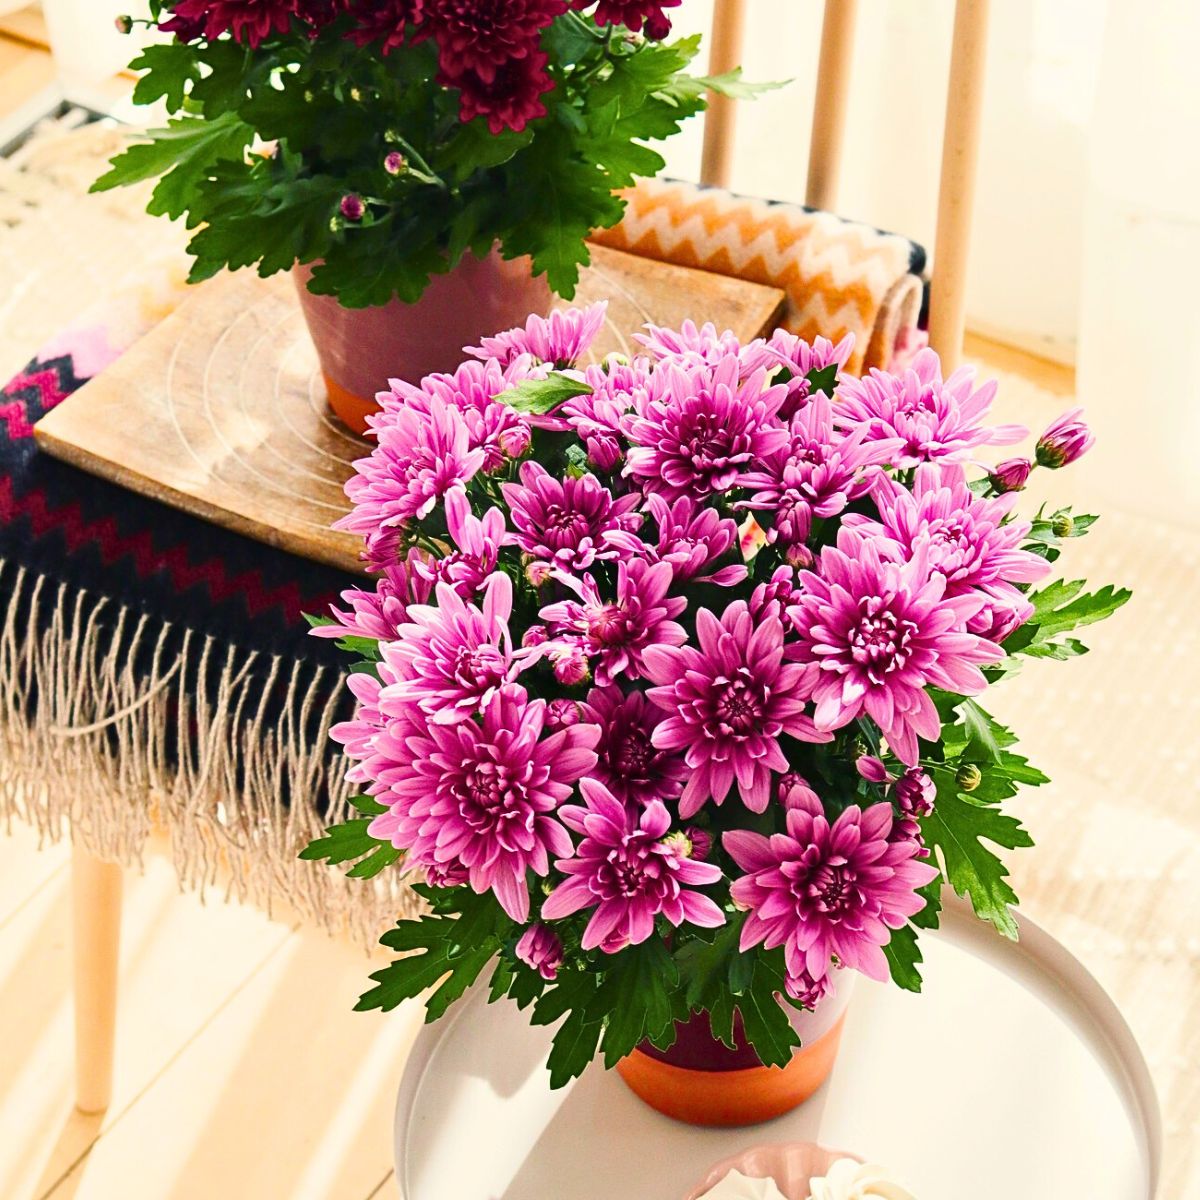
xmin=661 ymin=0 xmax=1107 ymax=362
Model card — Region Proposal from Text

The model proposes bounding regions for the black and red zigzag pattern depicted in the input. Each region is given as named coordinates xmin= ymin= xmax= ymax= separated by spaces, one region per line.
xmin=0 ymin=352 xmax=354 ymax=665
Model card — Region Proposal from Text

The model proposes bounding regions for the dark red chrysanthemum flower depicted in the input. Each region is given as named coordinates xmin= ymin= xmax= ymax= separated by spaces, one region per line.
xmin=572 ymin=0 xmax=679 ymax=39
xmin=160 ymin=0 xmax=300 ymax=46
xmin=426 ymin=0 xmax=565 ymax=83
xmin=344 ymin=0 xmax=426 ymax=52
xmin=450 ymin=47 xmax=554 ymax=132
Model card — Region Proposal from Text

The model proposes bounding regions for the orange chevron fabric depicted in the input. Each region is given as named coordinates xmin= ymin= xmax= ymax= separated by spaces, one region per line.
xmin=590 ymin=179 xmax=924 ymax=376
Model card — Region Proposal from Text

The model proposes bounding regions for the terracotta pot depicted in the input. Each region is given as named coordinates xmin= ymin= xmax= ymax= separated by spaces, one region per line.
xmin=293 ymin=248 xmax=553 ymax=435
xmin=616 ymin=975 xmax=853 ymax=1127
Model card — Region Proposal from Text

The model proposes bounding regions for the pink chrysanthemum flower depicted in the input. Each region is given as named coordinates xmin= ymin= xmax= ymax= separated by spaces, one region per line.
xmin=748 ymin=564 xmax=802 ymax=623
xmin=843 ymin=466 xmax=1050 ymax=629
xmin=539 ymin=558 xmax=686 ymax=684
xmin=835 ymin=347 xmax=1025 ymax=467
xmin=725 ymin=793 xmax=938 ymax=982
xmin=765 ymin=329 xmax=855 ymax=420
xmin=365 ymin=689 xmax=600 ymax=921
xmin=624 ymin=357 xmax=789 ymax=502
xmin=515 ymin=923 xmax=564 ymax=980
xmin=500 ymin=461 xmax=642 ymax=572
xmin=467 ymin=302 xmax=607 ymax=368
xmin=379 ymin=572 xmax=531 ymax=725
xmin=580 ymin=685 xmax=687 ymax=806
xmin=338 ymin=398 xmax=485 ymax=551
xmin=786 ymin=531 xmax=1003 ymax=765
xmin=642 ymin=600 xmax=831 ymax=818
xmin=635 ymin=320 xmax=775 ymax=378
xmin=310 ymin=550 xmax=433 ymax=643
xmin=542 ymin=779 xmax=725 ymax=952
xmin=384 ymin=357 xmax=539 ymax=474
xmin=740 ymin=394 xmax=899 ymax=548
xmin=555 ymin=358 xmax=651 ymax=470
xmin=606 ymin=493 xmax=747 ymax=587
xmin=412 ymin=487 xmax=512 ymax=599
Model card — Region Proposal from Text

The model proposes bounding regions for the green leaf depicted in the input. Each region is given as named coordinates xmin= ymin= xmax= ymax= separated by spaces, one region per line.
xmin=91 ymin=113 xmax=254 ymax=222
xmin=736 ymin=954 xmax=800 ymax=1068
xmin=128 ymin=41 xmax=201 ymax=112
xmin=955 ymin=698 xmax=1003 ymax=764
xmin=680 ymin=68 xmax=789 ymax=102
xmin=546 ymin=1009 xmax=603 ymax=1090
xmin=361 ymin=893 xmax=510 ymax=1018
xmin=299 ymin=816 xmax=386 ymax=867
xmin=881 ymin=925 xmax=924 ymax=992
xmin=494 ymin=373 xmax=592 ymax=414
xmin=1005 ymin=580 xmax=1131 ymax=657
xmin=921 ymin=778 xmax=1034 ymax=939
xmin=595 ymin=940 xmax=678 ymax=1068
xmin=910 ymin=878 xmax=943 ymax=931
xmin=805 ymin=362 xmax=839 ymax=397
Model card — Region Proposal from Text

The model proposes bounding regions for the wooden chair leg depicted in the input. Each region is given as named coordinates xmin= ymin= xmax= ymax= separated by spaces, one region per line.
xmin=71 ymin=846 xmax=123 ymax=1114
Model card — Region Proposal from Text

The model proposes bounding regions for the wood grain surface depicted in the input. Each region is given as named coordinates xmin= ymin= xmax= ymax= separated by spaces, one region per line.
xmin=34 ymin=245 xmax=786 ymax=574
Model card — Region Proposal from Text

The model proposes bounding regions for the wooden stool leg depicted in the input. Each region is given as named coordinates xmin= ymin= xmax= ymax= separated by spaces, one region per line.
xmin=71 ymin=846 xmax=123 ymax=1114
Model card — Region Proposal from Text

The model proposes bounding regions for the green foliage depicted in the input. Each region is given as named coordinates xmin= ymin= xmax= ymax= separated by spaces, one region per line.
xmin=97 ymin=14 xmax=743 ymax=305
xmin=358 ymin=890 xmax=512 ymax=1021
xmin=921 ymin=697 xmax=1043 ymax=938
xmin=92 ymin=112 xmax=254 ymax=222
xmin=1004 ymin=578 xmax=1131 ymax=660
xmin=1023 ymin=505 xmax=1099 ymax=563
xmin=494 ymin=373 xmax=593 ymax=415
xmin=299 ymin=796 xmax=401 ymax=879
xmin=805 ymin=362 xmax=839 ymax=397
xmin=882 ymin=924 xmax=924 ymax=992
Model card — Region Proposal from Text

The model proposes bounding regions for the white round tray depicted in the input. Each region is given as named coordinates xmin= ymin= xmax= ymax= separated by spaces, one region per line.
xmin=394 ymin=898 xmax=1161 ymax=1199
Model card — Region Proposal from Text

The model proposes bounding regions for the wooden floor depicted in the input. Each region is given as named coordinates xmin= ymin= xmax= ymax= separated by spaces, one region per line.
xmin=0 ymin=822 xmax=423 ymax=1200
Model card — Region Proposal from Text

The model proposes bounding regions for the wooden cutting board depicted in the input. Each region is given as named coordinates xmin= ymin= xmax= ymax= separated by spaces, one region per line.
xmin=34 ymin=244 xmax=786 ymax=574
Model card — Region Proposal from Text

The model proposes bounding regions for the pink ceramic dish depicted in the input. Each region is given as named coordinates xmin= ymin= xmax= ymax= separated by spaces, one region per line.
xmin=684 ymin=1142 xmax=864 ymax=1200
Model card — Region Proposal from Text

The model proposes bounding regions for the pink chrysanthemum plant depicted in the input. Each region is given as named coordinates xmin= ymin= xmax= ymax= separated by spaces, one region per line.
xmin=303 ymin=303 xmax=1129 ymax=1088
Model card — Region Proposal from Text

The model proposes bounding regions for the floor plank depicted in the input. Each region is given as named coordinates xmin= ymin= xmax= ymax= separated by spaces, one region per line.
xmin=0 ymin=818 xmax=69 ymax=931
xmin=42 ymin=902 xmax=425 ymax=1200
xmin=0 ymin=853 xmax=292 ymax=1200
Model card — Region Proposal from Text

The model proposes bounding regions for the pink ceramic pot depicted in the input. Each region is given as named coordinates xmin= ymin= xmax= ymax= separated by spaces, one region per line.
xmin=293 ymin=248 xmax=552 ymax=434
xmin=617 ymin=974 xmax=855 ymax=1127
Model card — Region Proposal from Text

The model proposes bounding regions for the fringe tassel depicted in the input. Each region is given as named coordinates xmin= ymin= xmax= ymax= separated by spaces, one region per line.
xmin=0 ymin=558 xmax=420 ymax=946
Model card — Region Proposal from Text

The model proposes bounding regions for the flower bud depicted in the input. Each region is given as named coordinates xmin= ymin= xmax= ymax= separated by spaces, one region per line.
xmin=339 ymin=193 xmax=365 ymax=222
xmin=424 ymin=860 xmax=469 ymax=888
xmin=551 ymin=643 xmax=590 ymax=686
xmin=384 ymin=150 xmax=407 ymax=176
xmin=515 ymin=924 xmax=564 ymax=981
xmin=784 ymin=542 xmax=814 ymax=570
xmin=956 ymin=762 xmax=983 ymax=792
xmin=546 ymin=698 xmax=582 ymax=729
xmin=499 ymin=423 xmax=531 ymax=458
xmin=778 ymin=773 xmax=821 ymax=810
xmin=524 ymin=561 xmax=551 ymax=589
xmin=895 ymin=768 xmax=935 ymax=817
xmin=1036 ymin=407 xmax=1094 ymax=468
xmin=521 ymin=624 xmax=549 ymax=648
xmin=114 ymin=14 xmax=133 ymax=34
xmin=989 ymin=457 xmax=1032 ymax=494
xmin=684 ymin=827 xmax=712 ymax=860
xmin=1052 ymin=513 xmax=1074 ymax=537
xmin=855 ymin=755 xmax=891 ymax=784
